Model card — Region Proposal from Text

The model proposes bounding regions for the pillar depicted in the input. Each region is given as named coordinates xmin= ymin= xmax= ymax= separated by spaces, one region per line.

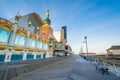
xmin=34 ymin=52 xmax=37 ymax=59
xmin=23 ymin=49 xmax=27 ymax=60
xmin=4 ymin=47 xmax=12 ymax=62
xmin=23 ymin=21 xmax=31 ymax=60
xmin=9 ymin=21 xmax=18 ymax=46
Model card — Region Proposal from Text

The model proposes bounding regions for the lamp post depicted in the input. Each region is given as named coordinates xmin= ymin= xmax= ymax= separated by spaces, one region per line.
xmin=84 ymin=36 xmax=88 ymax=57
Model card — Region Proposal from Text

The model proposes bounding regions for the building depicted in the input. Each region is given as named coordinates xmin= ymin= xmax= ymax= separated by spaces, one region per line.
xmin=65 ymin=45 xmax=72 ymax=54
xmin=0 ymin=11 xmax=55 ymax=62
xmin=10 ymin=12 xmax=43 ymax=33
xmin=53 ymin=42 xmax=65 ymax=56
xmin=39 ymin=10 xmax=56 ymax=58
xmin=106 ymin=45 xmax=120 ymax=59
xmin=60 ymin=26 xmax=67 ymax=45
xmin=0 ymin=11 xmax=72 ymax=62
xmin=107 ymin=46 xmax=120 ymax=54
xmin=53 ymin=26 xmax=72 ymax=56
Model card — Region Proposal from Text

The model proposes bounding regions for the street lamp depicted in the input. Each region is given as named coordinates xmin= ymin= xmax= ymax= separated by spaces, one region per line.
xmin=84 ymin=36 xmax=89 ymax=57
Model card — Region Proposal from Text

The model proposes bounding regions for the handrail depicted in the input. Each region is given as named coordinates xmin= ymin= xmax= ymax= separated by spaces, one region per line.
xmin=92 ymin=58 xmax=120 ymax=76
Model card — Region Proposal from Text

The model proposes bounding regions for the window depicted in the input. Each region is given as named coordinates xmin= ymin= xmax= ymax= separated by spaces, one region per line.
xmin=14 ymin=34 xmax=26 ymax=46
xmin=40 ymin=42 xmax=42 ymax=49
xmin=29 ymin=39 xmax=35 ymax=48
xmin=0 ymin=28 xmax=10 ymax=43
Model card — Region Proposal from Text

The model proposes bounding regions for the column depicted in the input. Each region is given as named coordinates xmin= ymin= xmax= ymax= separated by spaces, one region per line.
xmin=23 ymin=49 xmax=27 ymax=60
xmin=23 ymin=21 xmax=31 ymax=60
xmin=5 ymin=13 xmax=20 ymax=62
xmin=34 ymin=26 xmax=39 ymax=59
xmin=34 ymin=51 xmax=37 ymax=59
xmin=4 ymin=47 xmax=12 ymax=62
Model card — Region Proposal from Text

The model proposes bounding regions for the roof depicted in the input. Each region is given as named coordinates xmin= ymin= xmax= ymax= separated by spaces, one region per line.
xmin=44 ymin=18 xmax=51 ymax=23
xmin=31 ymin=13 xmax=44 ymax=26
xmin=107 ymin=45 xmax=120 ymax=50
xmin=21 ymin=12 xmax=44 ymax=26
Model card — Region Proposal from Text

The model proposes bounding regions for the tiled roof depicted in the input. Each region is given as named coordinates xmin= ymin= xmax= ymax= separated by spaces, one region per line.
xmin=107 ymin=45 xmax=120 ymax=50
xmin=21 ymin=12 xmax=44 ymax=26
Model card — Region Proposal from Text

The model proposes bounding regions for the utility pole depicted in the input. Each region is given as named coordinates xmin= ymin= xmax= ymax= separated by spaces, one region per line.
xmin=84 ymin=36 xmax=88 ymax=57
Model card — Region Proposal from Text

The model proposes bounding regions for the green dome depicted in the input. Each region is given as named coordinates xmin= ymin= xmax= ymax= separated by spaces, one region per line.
xmin=44 ymin=18 xmax=51 ymax=23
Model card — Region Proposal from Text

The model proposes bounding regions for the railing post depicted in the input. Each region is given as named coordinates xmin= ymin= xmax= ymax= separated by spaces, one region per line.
xmin=112 ymin=62 xmax=118 ymax=76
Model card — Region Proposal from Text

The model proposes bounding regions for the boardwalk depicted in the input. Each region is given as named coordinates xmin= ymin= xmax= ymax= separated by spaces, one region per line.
xmin=12 ymin=55 xmax=120 ymax=80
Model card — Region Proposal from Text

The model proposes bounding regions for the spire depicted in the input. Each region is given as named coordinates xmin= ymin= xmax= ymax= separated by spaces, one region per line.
xmin=15 ymin=11 xmax=21 ymax=22
xmin=46 ymin=10 xmax=49 ymax=18
xmin=43 ymin=10 xmax=51 ymax=25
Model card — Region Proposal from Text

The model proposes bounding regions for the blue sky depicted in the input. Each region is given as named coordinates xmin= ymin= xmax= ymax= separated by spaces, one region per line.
xmin=0 ymin=0 xmax=120 ymax=53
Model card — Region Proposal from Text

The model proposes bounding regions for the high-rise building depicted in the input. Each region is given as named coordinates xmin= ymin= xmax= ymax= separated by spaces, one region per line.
xmin=60 ymin=26 xmax=67 ymax=45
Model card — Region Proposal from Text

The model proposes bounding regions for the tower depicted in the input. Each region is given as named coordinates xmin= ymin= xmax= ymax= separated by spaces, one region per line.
xmin=39 ymin=10 xmax=56 ymax=54
xmin=39 ymin=10 xmax=53 ymax=41
xmin=60 ymin=26 xmax=67 ymax=45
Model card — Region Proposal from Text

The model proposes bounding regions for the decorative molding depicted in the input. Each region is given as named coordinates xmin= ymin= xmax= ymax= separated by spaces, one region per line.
xmin=37 ymin=49 xmax=42 ymax=52
xmin=38 ymin=37 xmax=42 ymax=41
xmin=27 ymin=47 xmax=35 ymax=52
xmin=0 ymin=44 xmax=8 ymax=50
xmin=16 ymin=27 xmax=27 ymax=36
xmin=13 ymin=45 xmax=25 ymax=51
xmin=0 ymin=18 xmax=13 ymax=32
xmin=30 ymin=32 xmax=36 ymax=40
xmin=40 ymin=24 xmax=53 ymax=31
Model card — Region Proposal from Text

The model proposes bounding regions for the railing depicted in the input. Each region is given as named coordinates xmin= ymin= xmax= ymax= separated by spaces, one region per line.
xmin=93 ymin=58 xmax=120 ymax=76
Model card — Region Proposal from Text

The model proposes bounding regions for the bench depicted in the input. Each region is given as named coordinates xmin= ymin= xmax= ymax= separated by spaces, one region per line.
xmin=95 ymin=63 xmax=109 ymax=75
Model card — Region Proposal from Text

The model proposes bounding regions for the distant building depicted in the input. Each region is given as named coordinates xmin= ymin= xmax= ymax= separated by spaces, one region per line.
xmin=60 ymin=26 xmax=67 ymax=45
xmin=65 ymin=45 xmax=72 ymax=54
xmin=107 ymin=46 xmax=120 ymax=54
xmin=106 ymin=45 xmax=120 ymax=59
xmin=53 ymin=26 xmax=72 ymax=56
xmin=53 ymin=42 xmax=65 ymax=56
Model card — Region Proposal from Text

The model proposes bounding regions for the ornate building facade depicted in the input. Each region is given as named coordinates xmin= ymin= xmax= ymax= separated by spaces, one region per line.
xmin=0 ymin=11 xmax=72 ymax=62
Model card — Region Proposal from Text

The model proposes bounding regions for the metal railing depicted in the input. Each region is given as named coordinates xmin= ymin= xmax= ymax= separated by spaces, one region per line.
xmin=93 ymin=58 xmax=120 ymax=76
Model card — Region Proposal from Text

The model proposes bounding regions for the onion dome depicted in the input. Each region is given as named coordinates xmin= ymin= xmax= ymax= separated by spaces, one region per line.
xmin=44 ymin=10 xmax=51 ymax=25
